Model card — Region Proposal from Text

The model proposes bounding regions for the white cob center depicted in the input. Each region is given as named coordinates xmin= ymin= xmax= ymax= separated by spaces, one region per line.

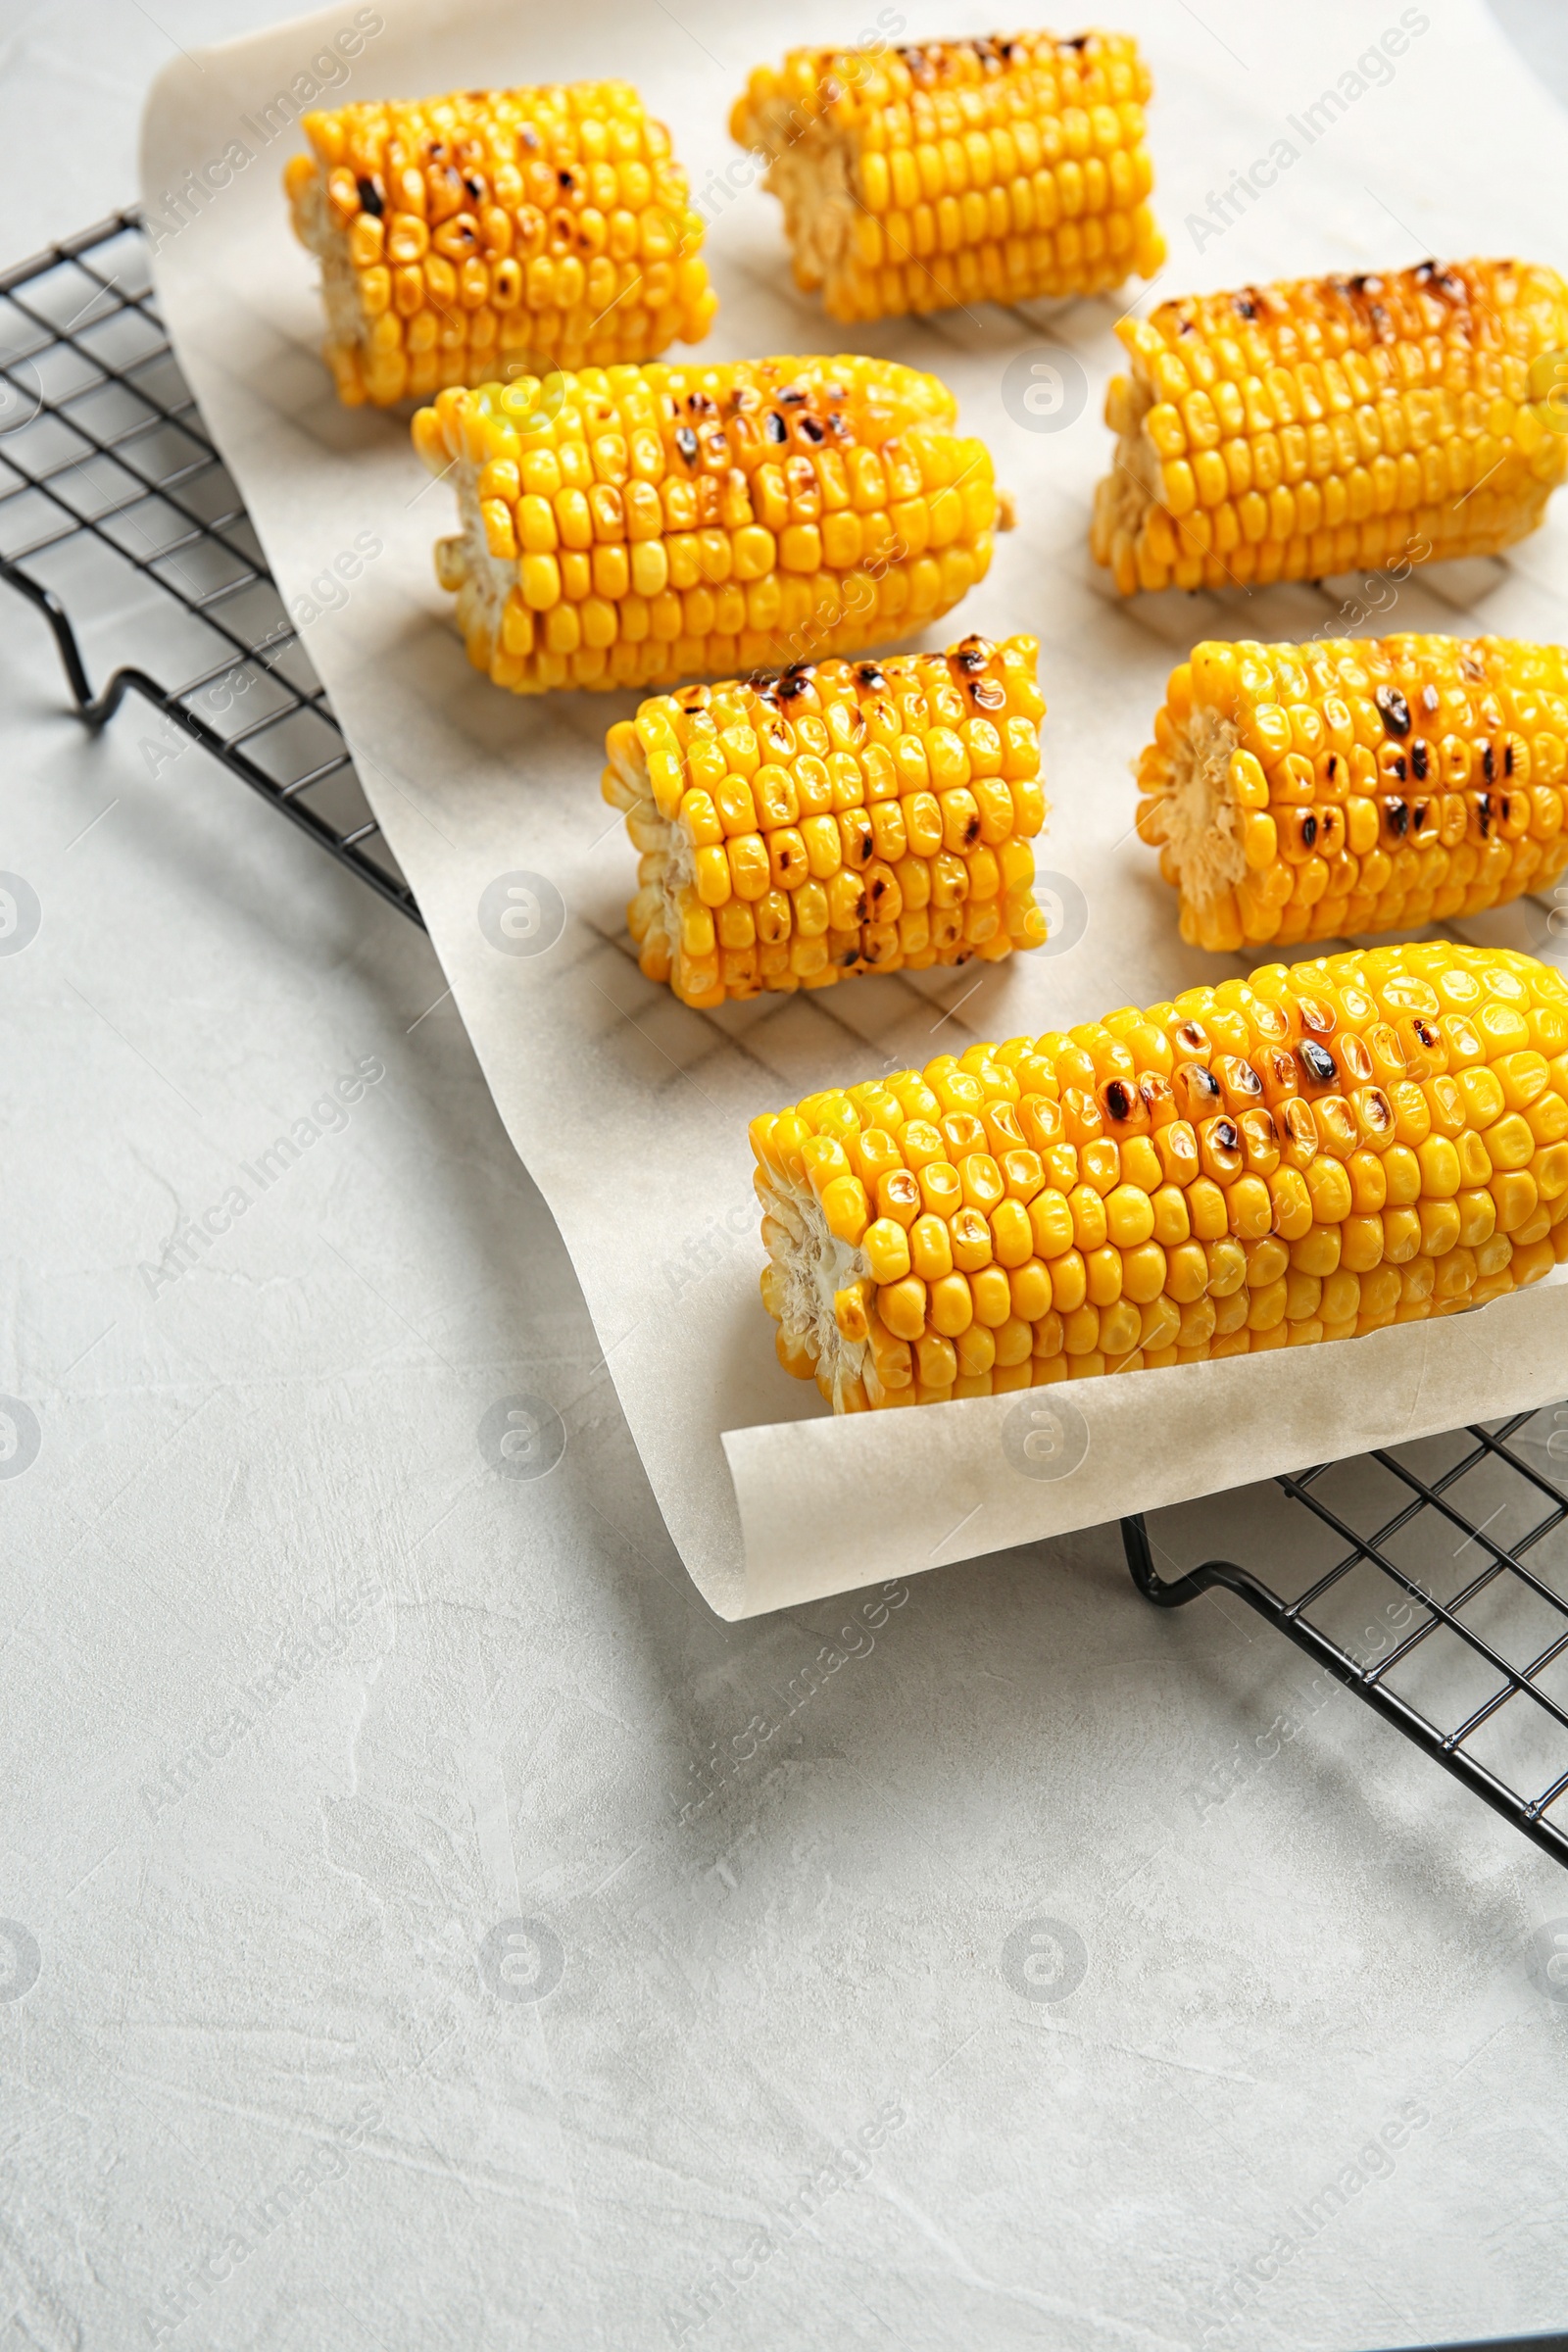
xmin=758 ymin=1164 xmax=870 ymax=1407
xmin=435 ymin=461 xmax=515 ymax=662
xmin=1097 ymin=369 xmax=1161 ymax=548
xmin=600 ymin=734 xmax=687 ymax=979
xmin=648 ymin=810 xmax=695 ymax=974
xmin=293 ymin=173 xmax=367 ymax=360
xmin=747 ymin=98 xmax=858 ymax=293
xmin=1160 ymin=702 xmax=1247 ymax=915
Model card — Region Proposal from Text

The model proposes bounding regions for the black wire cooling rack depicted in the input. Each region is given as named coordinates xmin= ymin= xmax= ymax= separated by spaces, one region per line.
xmin=0 ymin=211 xmax=420 ymax=927
xmin=1125 ymin=1413 xmax=1568 ymax=1871
xmin=5 ymin=214 xmax=1567 ymax=1877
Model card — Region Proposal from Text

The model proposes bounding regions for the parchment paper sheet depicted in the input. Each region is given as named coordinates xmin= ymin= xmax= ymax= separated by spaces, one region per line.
xmin=142 ymin=0 xmax=1568 ymax=1616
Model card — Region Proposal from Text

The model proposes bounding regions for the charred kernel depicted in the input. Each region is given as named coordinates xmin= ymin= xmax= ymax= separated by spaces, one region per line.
xmin=1098 ymin=262 xmax=1568 ymax=606
xmin=1375 ymin=686 xmax=1411 ymax=738
xmin=755 ymin=933 xmax=1565 ymax=1405
xmin=288 ymin=81 xmax=717 ymax=407
xmin=612 ymin=632 xmax=1047 ymax=1005
xmin=1139 ymin=626 xmax=1568 ymax=949
xmin=735 ymin=33 xmax=1164 ymax=324
xmin=425 ymin=353 xmax=1003 ymax=700
xmin=1173 ymin=1062 xmax=1222 ymax=1120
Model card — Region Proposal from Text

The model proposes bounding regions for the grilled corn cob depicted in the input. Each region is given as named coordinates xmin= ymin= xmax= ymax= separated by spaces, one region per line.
xmin=1092 ymin=260 xmax=1568 ymax=595
xmin=416 ymin=355 xmax=1004 ymax=693
xmin=282 ymin=84 xmax=716 ymax=408
xmin=603 ymin=634 xmax=1049 ymax=1004
xmin=1136 ymin=635 xmax=1568 ymax=953
xmin=731 ymin=31 xmax=1163 ymax=324
xmin=751 ymin=941 xmax=1568 ymax=1410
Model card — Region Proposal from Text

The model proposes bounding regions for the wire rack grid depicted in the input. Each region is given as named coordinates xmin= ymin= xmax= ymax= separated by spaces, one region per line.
xmin=4 ymin=213 xmax=1567 ymax=1879
xmin=1126 ymin=1409 xmax=1568 ymax=1871
xmin=0 ymin=210 xmax=420 ymax=927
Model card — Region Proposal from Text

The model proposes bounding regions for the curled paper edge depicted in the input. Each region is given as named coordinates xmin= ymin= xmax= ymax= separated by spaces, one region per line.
xmin=720 ymin=1277 xmax=1568 ymax=1617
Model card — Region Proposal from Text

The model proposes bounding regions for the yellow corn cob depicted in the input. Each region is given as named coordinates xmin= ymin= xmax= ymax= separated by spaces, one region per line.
xmin=415 ymin=355 xmax=1005 ymax=693
xmin=731 ymin=30 xmax=1162 ymax=323
xmin=281 ymin=83 xmax=716 ymax=408
xmin=603 ymin=634 xmax=1049 ymax=1005
xmin=1136 ymin=635 xmax=1568 ymax=954
xmin=1091 ymin=260 xmax=1568 ymax=595
xmin=750 ymin=942 xmax=1568 ymax=1411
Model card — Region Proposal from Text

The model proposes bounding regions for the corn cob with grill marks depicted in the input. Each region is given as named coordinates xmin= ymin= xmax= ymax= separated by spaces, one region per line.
xmin=751 ymin=942 xmax=1568 ymax=1411
xmin=282 ymin=84 xmax=716 ymax=408
xmin=1136 ymin=635 xmax=1568 ymax=953
xmin=603 ymin=634 xmax=1049 ymax=1005
xmin=731 ymin=30 xmax=1162 ymax=324
xmin=415 ymin=356 xmax=1004 ymax=693
xmin=1092 ymin=260 xmax=1568 ymax=596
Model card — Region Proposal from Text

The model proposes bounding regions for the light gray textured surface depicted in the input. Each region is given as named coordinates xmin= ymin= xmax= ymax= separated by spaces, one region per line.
xmin=3 ymin=3 xmax=1568 ymax=2349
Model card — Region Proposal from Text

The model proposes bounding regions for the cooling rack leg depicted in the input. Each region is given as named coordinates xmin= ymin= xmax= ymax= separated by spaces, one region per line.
xmin=1 ymin=561 xmax=179 ymax=731
xmin=1122 ymin=1513 xmax=1214 ymax=1607
xmin=1 ymin=550 xmax=422 ymax=925
xmin=2 ymin=559 xmax=97 ymax=710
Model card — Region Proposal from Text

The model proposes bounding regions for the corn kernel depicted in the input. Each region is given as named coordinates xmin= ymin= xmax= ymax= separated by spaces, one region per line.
xmin=1098 ymin=262 xmax=1568 ymax=602
xmin=734 ymin=34 xmax=1163 ymax=326
xmin=751 ymin=940 xmax=1563 ymax=1410
xmin=288 ymin=84 xmax=718 ymax=408
xmin=421 ymin=357 xmax=1005 ymax=698
xmin=1142 ymin=628 xmax=1568 ymax=950
xmin=615 ymin=634 xmax=1046 ymax=1004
